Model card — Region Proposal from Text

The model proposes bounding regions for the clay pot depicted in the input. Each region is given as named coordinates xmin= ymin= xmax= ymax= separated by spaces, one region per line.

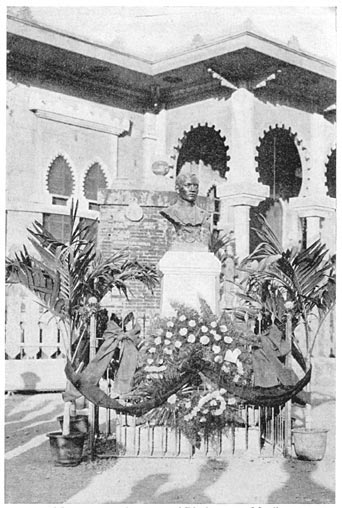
xmin=292 ymin=428 xmax=328 ymax=461
xmin=47 ymin=431 xmax=86 ymax=466
xmin=57 ymin=415 xmax=89 ymax=434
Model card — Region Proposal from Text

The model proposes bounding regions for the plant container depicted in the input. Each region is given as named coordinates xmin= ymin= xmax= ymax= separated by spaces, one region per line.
xmin=292 ymin=428 xmax=328 ymax=461
xmin=57 ymin=414 xmax=89 ymax=434
xmin=47 ymin=431 xmax=86 ymax=466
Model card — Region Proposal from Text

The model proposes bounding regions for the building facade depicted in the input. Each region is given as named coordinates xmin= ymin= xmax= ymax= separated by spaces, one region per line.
xmin=6 ymin=14 xmax=336 ymax=385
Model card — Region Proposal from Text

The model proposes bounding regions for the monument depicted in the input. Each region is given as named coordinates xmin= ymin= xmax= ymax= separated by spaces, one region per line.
xmin=158 ymin=173 xmax=221 ymax=315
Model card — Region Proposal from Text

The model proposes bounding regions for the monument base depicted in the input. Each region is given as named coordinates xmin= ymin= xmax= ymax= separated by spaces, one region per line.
xmin=158 ymin=250 xmax=221 ymax=317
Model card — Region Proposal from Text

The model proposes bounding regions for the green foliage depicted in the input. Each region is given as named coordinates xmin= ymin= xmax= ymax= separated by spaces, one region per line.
xmin=6 ymin=201 xmax=159 ymax=357
xmin=236 ymin=214 xmax=336 ymax=359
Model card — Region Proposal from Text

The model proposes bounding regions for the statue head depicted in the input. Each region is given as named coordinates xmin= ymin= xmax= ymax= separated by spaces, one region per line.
xmin=175 ymin=173 xmax=199 ymax=204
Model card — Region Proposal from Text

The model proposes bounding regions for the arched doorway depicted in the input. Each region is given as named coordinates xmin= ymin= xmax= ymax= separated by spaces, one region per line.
xmin=250 ymin=126 xmax=303 ymax=252
xmin=175 ymin=125 xmax=229 ymax=195
xmin=325 ymin=148 xmax=336 ymax=198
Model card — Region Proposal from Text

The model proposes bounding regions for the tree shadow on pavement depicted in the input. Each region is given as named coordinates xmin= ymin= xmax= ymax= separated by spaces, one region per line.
xmin=121 ymin=458 xmax=227 ymax=504
xmin=267 ymin=459 xmax=335 ymax=504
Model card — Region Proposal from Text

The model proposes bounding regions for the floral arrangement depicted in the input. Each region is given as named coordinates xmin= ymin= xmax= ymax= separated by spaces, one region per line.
xmin=136 ymin=301 xmax=261 ymax=445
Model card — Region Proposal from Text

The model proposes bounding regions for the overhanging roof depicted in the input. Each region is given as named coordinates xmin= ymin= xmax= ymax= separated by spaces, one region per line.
xmin=7 ymin=15 xmax=336 ymax=112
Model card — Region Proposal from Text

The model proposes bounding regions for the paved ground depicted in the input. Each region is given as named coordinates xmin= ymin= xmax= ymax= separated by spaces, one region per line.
xmin=4 ymin=387 xmax=336 ymax=504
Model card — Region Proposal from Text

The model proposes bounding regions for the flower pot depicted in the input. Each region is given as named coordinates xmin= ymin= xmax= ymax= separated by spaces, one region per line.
xmin=47 ymin=431 xmax=86 ymax=466
xmin=57 ymin=415 xmax=89 ymax=434
xmin=292 ymin=428 xmax=328 ymax=461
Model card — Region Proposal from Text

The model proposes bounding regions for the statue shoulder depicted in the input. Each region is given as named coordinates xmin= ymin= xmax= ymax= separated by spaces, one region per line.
xmin=160 ymin=204 xmax=181 ymax=224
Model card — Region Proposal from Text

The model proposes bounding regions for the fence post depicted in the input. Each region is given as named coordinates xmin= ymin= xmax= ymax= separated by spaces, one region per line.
xmin=88 ymin=297 xmax=97 ymax=460
xmin=284 ymin=302 xmax=293 ymax=457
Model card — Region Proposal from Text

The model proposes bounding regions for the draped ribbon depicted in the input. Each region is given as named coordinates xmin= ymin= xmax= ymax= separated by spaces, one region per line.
xmin=63 ymin=321 xmax=140 ymax=402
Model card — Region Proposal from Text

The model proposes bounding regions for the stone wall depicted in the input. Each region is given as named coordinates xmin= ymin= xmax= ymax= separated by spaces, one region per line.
xmin=97 ymin=188 xmax=214 ymax=329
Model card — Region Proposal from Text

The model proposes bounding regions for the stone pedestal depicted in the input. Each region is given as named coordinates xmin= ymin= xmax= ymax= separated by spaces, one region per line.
xmin=158 ymin=250 xmax=221 ymax=316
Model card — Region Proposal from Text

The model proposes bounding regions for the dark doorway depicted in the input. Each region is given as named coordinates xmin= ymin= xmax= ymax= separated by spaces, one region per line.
xmin=325 ymin=148 xmax=336 ymax=198
xmin=250 ymin=127 xmax=303 ymax=253
xmin=176 ymin=125 xmax=229 ymax=179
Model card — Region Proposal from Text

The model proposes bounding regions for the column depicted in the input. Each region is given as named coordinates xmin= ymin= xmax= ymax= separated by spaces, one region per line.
xmin=233 ymin=205 xmax=251 ymax=261
xmin=142 ymin=111 xmax=157 ymax=180
xmin=217 ymin=88 xmax=268 ymax=262
xmin=306 ymin=216 xmax=321 ymax=246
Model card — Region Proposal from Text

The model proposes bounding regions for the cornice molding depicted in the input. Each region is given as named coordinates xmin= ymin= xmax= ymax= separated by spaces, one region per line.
xmin=30 ymin=108 xmax=130 ymax=136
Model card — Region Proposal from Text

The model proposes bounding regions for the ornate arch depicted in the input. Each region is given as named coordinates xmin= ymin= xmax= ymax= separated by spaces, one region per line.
xmin=46 ymin=153 xmax=75 ymax=196
xmin=255 ymin=123 xmax=310 ymax=199
xmin=324 ymin=144 xmax=336 ymax=198
xmin=83 ymin=160 xmax=109 ymax=202
xmin=170 ymin=123 xmax=230 ymax=179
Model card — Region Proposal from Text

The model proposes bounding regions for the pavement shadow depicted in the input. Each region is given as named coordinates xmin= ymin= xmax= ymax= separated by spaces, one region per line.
xmin=121 ymin=458 xmax=227 ymax=504
xmin=267 ymin=459 xmax=335 ymax=504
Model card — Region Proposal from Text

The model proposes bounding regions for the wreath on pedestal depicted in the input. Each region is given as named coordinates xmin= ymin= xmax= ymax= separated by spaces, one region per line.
xmin=65 ymin=300 xmax=310 ymax=446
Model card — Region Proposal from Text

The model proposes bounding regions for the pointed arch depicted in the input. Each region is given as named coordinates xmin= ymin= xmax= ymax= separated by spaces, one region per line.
xmin=46 ymin=155 xmax=74 ymax=196
xmin=83 ymin=162 xmax=108 ymax=202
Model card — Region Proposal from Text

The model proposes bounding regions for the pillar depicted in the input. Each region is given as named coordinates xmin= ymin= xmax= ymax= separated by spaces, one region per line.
xmin=142 ymin=112 xmax=157 ymax=180
xmin=217 ymin=88 xmax=269 ymax=262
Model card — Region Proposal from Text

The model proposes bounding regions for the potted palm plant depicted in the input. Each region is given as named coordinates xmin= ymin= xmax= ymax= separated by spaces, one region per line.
xmin=235 ymin=215 xmax=335 ymax=460
xmin=6 ymin=201 xmax=158 ymax=466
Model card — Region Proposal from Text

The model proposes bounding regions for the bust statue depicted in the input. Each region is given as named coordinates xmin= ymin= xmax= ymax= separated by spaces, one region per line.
xmin=160 ymin=173 xmax=211 ymax=250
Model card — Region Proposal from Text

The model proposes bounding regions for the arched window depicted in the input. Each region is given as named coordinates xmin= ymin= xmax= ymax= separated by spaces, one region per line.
xmin=83 ymin=163 xmax=107 ymax=202
xmin=176 ymin=125 xmax=229 ymax=179
xmin=47 ymin=156 xmax=74 ymax=198
xmin=325 ymin=148 xmax=336 ymax=198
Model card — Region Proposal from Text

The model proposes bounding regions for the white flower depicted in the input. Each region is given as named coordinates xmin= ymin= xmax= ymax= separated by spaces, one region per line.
xmin=165 ymin=331 xmax=173 ymax=339
xmin=219 ymin=388 xmax=227 ymax=395
xmin=210 ymin=399 xmax=217 ymax=406
xmin=212 ymin=345 xmax=221 ymax=354
xmin=214 ymin=408 xmax=224 ymax=416
xmin=167 ymin=394 xmax=177 ymax=404
xmin=185 ymin=401 xmax=192 ymax=409
xmin=179 ymin=328 xmax=188 ymax=336
xmin=200 ymin=335 xmax=210 ymax=345
xmin=220 ymin=325 xmax=228 ymax=333
xmin=201 ymin=325 xmax=208 ymax=333
xmin=179 ymin=315 xmax=186 ymax=322
xmin=158 ymin=358 xmax=164 ymax=365
xmin=233 ymin=374 xmax=240 ymax=383
xmin=164 ymin=348 xmax=173 ymax=355
xmin=188 ymin=320 xmax=196 ymax=327
xmin=164 ymin=339 xmax=171 ymax=345
xmin=156 ymin=328 xmax=163 ymax=335
xmin=221 ymin=364 xmax=230 ymax=373
xmin=202 ymin=409 xmax=209 ymax=414
xmin=158 ymin=365 xmax=167 ymax=372
xmin=210 ymin=321 xmax=217 ymax=328
xmin=175 ymin=340 xmax=182 ymax=348
xmin=154 ymin=337 xmax=162 ymax=345
xmin=224 ymin=348 xmax=242 ymax=364
xmin=187 ymin=334 xmax=196 ymax=343
xmin=200 ymin=417 xmax=207 ymax=422
xmin=147 ymin=358 xmax=153 ymax=365
xmin=224 ymin=336 xmax=233 ymax=344
xmin=149 ymin=347 xmax=156 ymax=354
xmin=167 ymin=321 xmax=174 ymax=328
xmin=214 ymin=355 xmax=223 ymax=363
xmin=236 ymin=359 xmax=244 ymax=375
xmin=228 ymin=397 xmax=237 ymax=405
xmin=210 ymin=330 xmax=216 ymax=336
xmin=214 ymin=334 xmax=222 ymax=341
